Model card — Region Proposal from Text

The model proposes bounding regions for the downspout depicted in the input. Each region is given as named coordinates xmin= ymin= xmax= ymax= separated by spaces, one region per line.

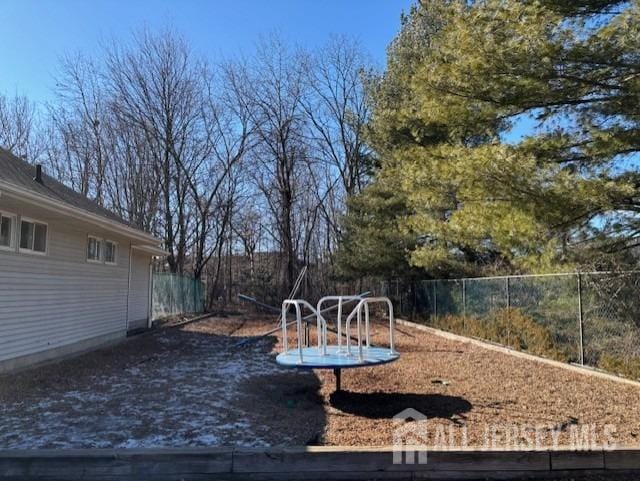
xmin=147 ymin=261 xmax=153 ymax=329
xmin=125 ymin=243 xmax=133 ymax=332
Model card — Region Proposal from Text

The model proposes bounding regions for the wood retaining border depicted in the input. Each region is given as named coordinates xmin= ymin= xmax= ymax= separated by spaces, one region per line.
xmin=152 ymin=312 xmax=215 ymax=330
xmin=396 ymin=319 xmax=640 ymax=388
xmin=1 ymin=446 xmax=640 ymax=480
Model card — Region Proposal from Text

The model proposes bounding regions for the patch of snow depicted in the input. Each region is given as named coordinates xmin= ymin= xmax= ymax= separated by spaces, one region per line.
xmin=0 ymin=325 xmax=305 ymax=449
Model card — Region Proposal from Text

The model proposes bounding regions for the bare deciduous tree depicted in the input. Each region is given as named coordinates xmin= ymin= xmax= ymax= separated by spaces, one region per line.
xmin=105 ymin=29 xmax=203 ymax=274
xmin=1 ymin=30 xmax=377 ymax=307
xmin=244 ymin=36 xmax=311 ymax=294
xmin=304 ymin=36 xmax=371 ymax=199
xmin=0 ymin=93 xmax=42 ymax=162
xmin=48 ymin=55 xmax=108 ymax=201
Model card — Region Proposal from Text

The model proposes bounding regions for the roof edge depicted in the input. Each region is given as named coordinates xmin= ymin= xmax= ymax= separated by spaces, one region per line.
xmin=0 ymin=179 xmax=162 ymax=245
xmin=132 ymin=244 xmax=169 ymax=257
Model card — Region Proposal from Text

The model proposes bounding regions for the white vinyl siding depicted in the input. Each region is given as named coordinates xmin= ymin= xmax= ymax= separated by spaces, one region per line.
xmin=0 ymin=200 xmax=154 ymax=367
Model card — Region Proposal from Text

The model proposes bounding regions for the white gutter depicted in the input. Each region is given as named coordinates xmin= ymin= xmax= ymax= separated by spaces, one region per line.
xmin=0 ymin=179 xmax=161 ymax=245
xmin=131 ymin=244 xmax=169 ymax=257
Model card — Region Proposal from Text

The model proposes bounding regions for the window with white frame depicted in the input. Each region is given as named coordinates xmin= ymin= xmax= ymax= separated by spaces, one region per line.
xmin=87 ymin=236 xmax=102 ymax=262
xmin=0 ymin=212 xmax=15 ymax=249
xmin=19 ymin=219 xmax=47 ymax=254
xmin=105 ymin=240 xmax=117 ymax=264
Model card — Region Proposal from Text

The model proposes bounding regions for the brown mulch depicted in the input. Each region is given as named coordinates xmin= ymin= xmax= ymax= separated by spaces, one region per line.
xmin=1 ymin=313 xmax=639 ymax=449
xmin=188 ymin=315 xmax=640 ymax=448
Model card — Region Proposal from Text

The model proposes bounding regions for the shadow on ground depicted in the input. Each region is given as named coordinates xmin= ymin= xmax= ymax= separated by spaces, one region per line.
xmin=235 ymin=370 xmax=325 ymax=445
xmin=329 ymin=390 xmax=472 ymax=421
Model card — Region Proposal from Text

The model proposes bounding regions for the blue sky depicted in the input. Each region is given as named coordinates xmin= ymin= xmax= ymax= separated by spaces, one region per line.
xmin=0 ymin=0 xmax=414 ymax=104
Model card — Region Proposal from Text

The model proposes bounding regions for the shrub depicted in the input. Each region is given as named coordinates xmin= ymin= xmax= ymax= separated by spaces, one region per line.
xmin=597 ymin=354 xmax=640 ymax=381
xmin=429 ymin=308 xmax=640 ymax=380
xmin=432 ymin=308 xmax=569 ymax=362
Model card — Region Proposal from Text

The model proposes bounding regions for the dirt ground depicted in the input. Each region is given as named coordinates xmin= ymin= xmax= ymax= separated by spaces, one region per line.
xmin=0 ymin=313 xmax=639 ymax=449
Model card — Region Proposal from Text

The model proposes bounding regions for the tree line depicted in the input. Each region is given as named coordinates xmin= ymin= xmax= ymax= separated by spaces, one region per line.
xmin=0 ymin=30 xmax=372 ymax=303
xmin=2 ymin=0 xmax=639 ymax=307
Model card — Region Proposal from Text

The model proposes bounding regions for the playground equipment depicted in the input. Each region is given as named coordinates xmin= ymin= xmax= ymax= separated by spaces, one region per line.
xmin=276 ymin=296 xmax=400 ymax=391
xmin=235 ymin=290 xmax=371 ymax=347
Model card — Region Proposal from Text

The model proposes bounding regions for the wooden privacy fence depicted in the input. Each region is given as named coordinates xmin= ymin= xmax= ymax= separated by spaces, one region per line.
xmin=151 ymin=273 xmax=205 ymax=320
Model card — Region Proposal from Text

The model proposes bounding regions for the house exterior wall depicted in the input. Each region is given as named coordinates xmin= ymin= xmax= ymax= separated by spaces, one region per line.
xmin=0 ymin=196 xmax=152 ymax=373
xmin=127 ymin=250 xmax=151 ymax=331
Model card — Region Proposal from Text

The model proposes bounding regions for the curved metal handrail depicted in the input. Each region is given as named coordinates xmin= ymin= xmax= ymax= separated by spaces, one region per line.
xmin=282 ymin=295 xmax=396 ymax=365
xmin=317 ymin=295 xmax=365 ymax=352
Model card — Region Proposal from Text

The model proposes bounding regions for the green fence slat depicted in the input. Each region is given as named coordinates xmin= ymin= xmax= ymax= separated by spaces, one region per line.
xmin=151 ymin=273 xmax=205 ymax=320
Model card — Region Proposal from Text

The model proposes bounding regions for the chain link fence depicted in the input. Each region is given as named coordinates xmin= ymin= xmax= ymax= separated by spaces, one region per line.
xmin=383 ymin=272 xmax=640 ymax=380
xmin=151 ymin=273 xmax=206 ymax=319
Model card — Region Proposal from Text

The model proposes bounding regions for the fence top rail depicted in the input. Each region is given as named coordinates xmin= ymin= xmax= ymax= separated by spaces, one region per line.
xmin=406 ymin=270 xmax=640 ymax=284
xmin=153 ymin=272 xmax=199 ymax=280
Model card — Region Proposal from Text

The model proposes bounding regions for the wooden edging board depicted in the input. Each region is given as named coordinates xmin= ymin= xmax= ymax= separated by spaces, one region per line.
xmin=148 ymin=312 xmax=215 ymax=332
xmin=395 ymin=318 xmax=640 ymax=389
xmin=1 ymin=446 xmax=640 ymax=480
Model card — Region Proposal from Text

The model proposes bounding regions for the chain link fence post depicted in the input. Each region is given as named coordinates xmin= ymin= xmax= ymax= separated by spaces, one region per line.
xmin=462 ymin=278 xmax=467 ymax=331
xmin=432 ymin=281 xmax=437 ymax=321
xmin=577 ymin=272 xmax=585 ymax=365
xmin=506 ymin=276 xmax=511 ymax=345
